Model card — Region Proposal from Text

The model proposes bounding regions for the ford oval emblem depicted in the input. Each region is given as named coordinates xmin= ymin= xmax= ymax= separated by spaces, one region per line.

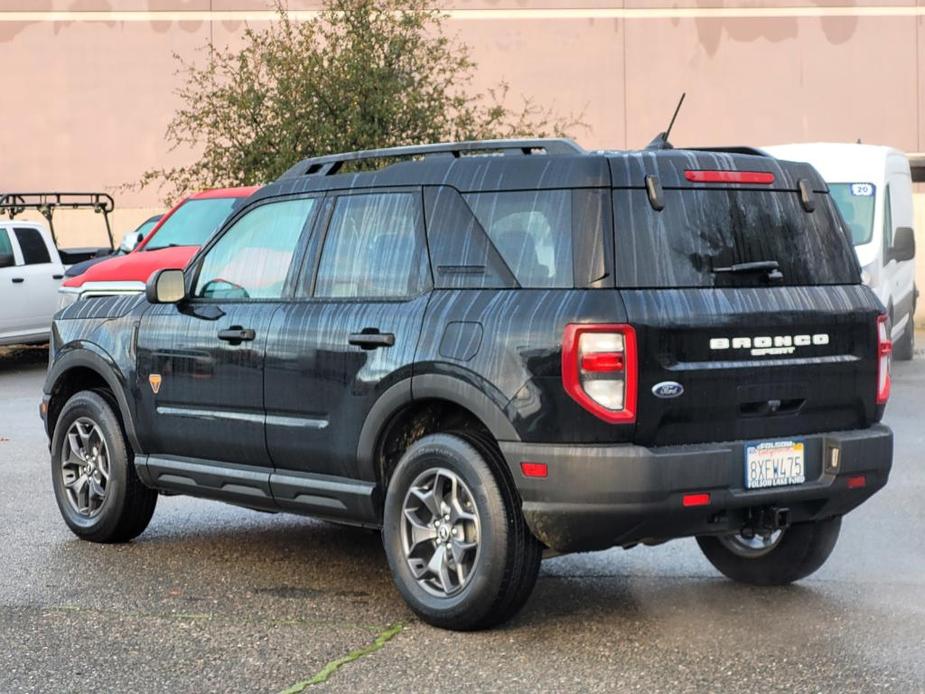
xmin=652 ymin=381 xmax=684 ymax=399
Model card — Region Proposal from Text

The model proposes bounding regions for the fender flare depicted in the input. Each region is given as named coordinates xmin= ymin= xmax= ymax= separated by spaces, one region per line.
xmin=45 ymin=345 xmax=142 ymax=454
xmin=355 ymin=373 xmax=520 ymax=483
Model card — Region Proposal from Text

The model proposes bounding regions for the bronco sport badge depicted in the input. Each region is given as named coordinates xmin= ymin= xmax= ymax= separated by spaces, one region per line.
xmin=709 ymin=334 xmax=830 ymax=357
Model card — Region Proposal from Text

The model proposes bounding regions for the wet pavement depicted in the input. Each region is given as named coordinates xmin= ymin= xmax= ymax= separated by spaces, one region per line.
xmin=0 ymin=344 xmax=922 ymax=693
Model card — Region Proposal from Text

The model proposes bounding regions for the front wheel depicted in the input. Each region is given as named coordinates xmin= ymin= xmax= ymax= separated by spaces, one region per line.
xmin=696 ymin=516 xmax=841 ymax=586
xmin=50 ymin=391 xmax=158 ymax=543
xmin=382 ymin=433 xmax=542 ymax=630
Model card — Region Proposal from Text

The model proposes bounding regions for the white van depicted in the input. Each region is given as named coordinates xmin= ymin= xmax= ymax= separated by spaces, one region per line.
xmin=765 ymin=143 xmax=917 ymax=359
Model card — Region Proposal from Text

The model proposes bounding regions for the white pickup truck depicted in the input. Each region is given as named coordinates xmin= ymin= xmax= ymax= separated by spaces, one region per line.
xmin=0 ymin=221 xmax=68 ymax=345
xmin=0 ymin=192 xmax=117 ymax=346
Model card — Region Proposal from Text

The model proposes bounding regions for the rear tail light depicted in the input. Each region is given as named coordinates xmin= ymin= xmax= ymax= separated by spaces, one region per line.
xmin=684 ymin=170 xmax=775 ymax=185
xmin=562 ymin=324 xmax=637 ymax=423
xmin=876 ymin=314 xmax=892 ymax=405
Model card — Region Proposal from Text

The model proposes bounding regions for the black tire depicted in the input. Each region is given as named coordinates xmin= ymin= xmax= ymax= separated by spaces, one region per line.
xmin=382 ymin=432 xmax=542 ymax=631
xmin=696 ymin=516 xmax=841 ymax=586
xmin=894 ymin=315 xmax=914 ymax=361
xmin=50 ymin=390 xmax=157 ymax=543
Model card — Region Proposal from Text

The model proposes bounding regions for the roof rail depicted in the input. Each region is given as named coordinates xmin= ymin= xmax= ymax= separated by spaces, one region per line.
xmin=279 ymin=138 xmax=585 ymax=179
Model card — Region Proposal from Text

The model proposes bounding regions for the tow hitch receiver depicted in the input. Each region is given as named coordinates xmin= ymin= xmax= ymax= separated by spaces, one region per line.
xmin=740 ymin=506 xmax=791 ymax=539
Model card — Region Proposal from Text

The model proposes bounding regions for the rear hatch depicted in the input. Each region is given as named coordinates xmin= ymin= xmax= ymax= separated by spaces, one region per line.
xmin=610 ymin=151 xmax=884 ymax=447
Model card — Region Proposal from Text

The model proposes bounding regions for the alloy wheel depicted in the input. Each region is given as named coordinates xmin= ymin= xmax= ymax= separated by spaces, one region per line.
xmin=60 ymin=417 xmax=110 ymax=518
xmin=400 ymin=467 xmax=481 ymax=597
xmin=718 ymin=529 xmax=784 ymax=558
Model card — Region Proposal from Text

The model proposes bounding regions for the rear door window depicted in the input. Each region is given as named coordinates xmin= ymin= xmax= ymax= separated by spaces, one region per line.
xmin=313 ymin=192 xmax=429 ymax=299
xmin=13 ymin=227 xmax=51 ymax=265
xmin=0 ymin=229 xmax=14 ymax=266
xmin=613 ymin=188 xmax=860 ymax=288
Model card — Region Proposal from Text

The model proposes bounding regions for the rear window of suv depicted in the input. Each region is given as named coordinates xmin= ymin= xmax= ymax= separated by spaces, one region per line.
xmin=613 ymin=188 xmax=860 ymax=288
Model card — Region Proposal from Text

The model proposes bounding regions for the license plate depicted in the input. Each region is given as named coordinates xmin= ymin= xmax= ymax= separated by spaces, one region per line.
xmin=745 ymin=440 xmax=806 ymax=489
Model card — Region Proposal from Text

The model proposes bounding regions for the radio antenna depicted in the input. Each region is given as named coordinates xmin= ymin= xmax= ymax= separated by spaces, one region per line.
xmin=646 ymin=92 xmax=686 ymax=150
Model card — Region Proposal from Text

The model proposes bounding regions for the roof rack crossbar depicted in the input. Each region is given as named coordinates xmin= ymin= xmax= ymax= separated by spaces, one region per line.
xmin=280 ymin=138 xmax=584 ymax=178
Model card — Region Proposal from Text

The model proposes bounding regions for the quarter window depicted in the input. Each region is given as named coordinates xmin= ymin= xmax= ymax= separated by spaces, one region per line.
xmin=314 ymin=193 xmax=427 ymax=299
xmin=194 ymin=198 xmax=317 ymax=300
xmin=14 ymin=227 xmax=51 ymax=265
xmin=464 ymin=190 xmax=573 ymax=288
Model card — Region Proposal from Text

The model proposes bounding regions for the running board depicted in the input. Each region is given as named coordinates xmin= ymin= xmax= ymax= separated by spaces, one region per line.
xmin=136 ymin=455 xmax=379 ymax=523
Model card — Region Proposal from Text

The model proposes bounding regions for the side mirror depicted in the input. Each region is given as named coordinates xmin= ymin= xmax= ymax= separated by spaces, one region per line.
xmin=0 ymin=252 xmax=14 ymax=269
xmin=891 ymin=226 xmax=916 ymax=263
xmin=145 ymin=268 xmax=186 ymax=304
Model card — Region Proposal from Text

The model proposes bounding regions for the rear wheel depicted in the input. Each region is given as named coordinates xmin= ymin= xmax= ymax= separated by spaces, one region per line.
xmin=50 ymin=391 xmax=157 ymax=543
xmin=382 ymin=433 xmax=542 ymax=630
xmin=696 ymin=516 xmax=841 ymax=585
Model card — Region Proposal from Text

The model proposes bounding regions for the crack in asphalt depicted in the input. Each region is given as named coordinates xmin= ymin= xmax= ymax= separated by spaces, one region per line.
xmin=277 ymin=622 xmax=405 ymax=693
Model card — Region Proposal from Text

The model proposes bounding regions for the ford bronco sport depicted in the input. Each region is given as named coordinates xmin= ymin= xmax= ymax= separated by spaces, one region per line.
xmin=42 ymin=139 xmax=893 ymax=630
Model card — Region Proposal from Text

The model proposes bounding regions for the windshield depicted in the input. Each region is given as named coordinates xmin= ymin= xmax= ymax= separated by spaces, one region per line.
xmin=827 ymin=183 xmax=876 ymax=245
xmin=145 ymin=197 xmax=238 ymax=250
xmin=136 ymin=217 xmax=160 ymax=237
xmin=613 ymin=188 xmax=860 ymax=288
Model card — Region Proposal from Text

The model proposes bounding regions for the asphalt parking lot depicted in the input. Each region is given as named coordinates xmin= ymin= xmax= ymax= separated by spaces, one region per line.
xmin=1 ymin=344 xmax=923 ymax=693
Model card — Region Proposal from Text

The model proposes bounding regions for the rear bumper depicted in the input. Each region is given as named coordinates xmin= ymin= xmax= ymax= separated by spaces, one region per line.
xmin=500 ymin=425 xmax=892 ymax=553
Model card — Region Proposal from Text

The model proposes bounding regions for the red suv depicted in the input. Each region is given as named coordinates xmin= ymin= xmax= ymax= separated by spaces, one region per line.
xmin=58 ymin=186 xmax=259 ymax=308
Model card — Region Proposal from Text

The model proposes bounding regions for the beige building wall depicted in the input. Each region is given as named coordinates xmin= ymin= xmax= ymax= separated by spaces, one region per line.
xmin=1 ymin=2 xmax=924 ymax=313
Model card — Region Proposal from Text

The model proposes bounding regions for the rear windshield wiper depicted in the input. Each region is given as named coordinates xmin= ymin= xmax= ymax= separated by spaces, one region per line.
xmin=712 ymin=260 xmax=783 ymax=281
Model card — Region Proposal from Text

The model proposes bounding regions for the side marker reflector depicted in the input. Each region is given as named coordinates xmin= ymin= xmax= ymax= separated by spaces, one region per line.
xmin=847 ymin=475 xmax=867 ymax=489
xmin=520 ymin=462 xmax=548 ymax=479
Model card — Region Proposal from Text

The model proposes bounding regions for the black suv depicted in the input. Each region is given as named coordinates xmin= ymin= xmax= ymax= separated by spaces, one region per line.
xmin=43 ymin=138 xmax=893 ymax=630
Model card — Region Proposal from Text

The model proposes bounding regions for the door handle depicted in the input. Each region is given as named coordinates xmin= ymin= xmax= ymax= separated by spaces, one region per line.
xmin=348 ymin=330 xmax=396 ymax=350
xmin=11 ymin=277 xmax=24 ymax=284
xmin=53 ymin=274 xmax=64 ymax=280
xmin=218 ymin=326 xmax=256 ymax=344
